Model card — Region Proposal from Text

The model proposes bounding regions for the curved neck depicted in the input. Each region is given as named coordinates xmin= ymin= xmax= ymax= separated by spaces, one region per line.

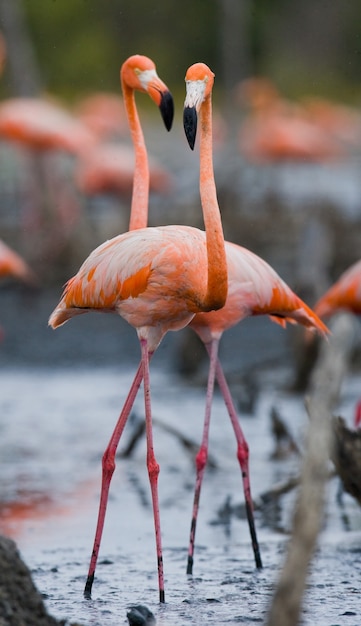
xmin=199 ymin=94 xmax=228 ymax=310
xmin=122 ymin=80 xmax=149 ymax=231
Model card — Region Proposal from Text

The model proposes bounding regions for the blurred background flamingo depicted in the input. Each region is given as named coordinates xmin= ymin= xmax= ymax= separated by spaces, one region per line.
xmin=74 ymin=91 xmax=127 ymax=141
xmin=0 ymin=238 xmax=35 ymax=284
xmin=314 ymin=259 xmax=361 ymax=318
xmin=0 ymin=238 xmax=35 ymax=338
xmin=236 ymin=77 xmax=361 ymax=163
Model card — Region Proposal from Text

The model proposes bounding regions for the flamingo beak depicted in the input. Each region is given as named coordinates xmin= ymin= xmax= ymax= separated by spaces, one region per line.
xmin=183 ymin=106 xmax=197 ymax=150
xmin=137 ymin=67 xmax=174 ymax=132
xmin=146 ymin=84 xmax=174 ymax=132
xmin=158 ymin=90 xmax=174 ymax=132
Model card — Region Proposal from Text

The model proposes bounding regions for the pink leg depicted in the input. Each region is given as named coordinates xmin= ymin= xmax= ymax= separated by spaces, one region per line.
xmin=84 ymin=360 xmax=145 ymax=599
xmin=214 ymin=356 xmax=262 ymax=569
xmin=187 ymin=338 xmax=219 ymax=575
xmin=140 ymin=338 xmax=165 ymax=603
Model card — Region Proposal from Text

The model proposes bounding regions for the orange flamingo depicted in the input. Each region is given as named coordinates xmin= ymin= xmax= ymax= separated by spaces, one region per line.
xmin=314 ymin=259 xmax=361 ymax=318
xmin=75 ymin=141 xmax=173 ymax=198
xmin=0 ymin=239 xmax=35 ymax=284
xmin=48 ymin=62 xmax=227 ymax=603
xmin=75 ymin=91 xmax=127 ymax=141
xmin=0 ymin=239 xmax=35 ymax=339
xmin=0 ymin=97 xmax=97 ymax=264
xmin=0 ymin=97 xmax=95 ymax=154
xmin=314 ymin=260 xmax=361 ymax=432
xmin=182 ymin=80 xmax=329 ymax=576
xmin=237 ymin=77 xmax=343 ymax=162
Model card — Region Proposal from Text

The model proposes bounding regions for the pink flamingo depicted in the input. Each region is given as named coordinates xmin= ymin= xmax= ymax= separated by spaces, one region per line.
xmin=75 ymin=91 xmax=127 ymax=141
xmin=0 ymin=97 xmax=95 ymax=154
xmin=75 ymin=141 xmax=173 ymax=198
xmin=183 ymin=79 xmax=329 ymax=575
xmin=314 ymin=259 xmax=361 ymax=431
xmin=0 ymin=97 xmax=97 ymax=264
xmin=48 ymin=62 xmax=227 ymax=603
xmin=314 ymin=259 xmax=361 ymax=318
xmin=0 ymin=239 xmax=36 ymax=339
xmin=237 ymin=77 xmax=343 ymax=162
xmin=0 ymin=239 xmax=35 ymax=283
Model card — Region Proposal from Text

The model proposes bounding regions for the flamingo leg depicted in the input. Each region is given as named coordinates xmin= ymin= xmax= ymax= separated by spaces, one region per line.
xmin=213 ymin=356 xmax=263 ymax=570
xmin=187 ymin=337 xmax=219 ymax=575
xmin=84 ymin=359 xmax=146 ymax=599
xmin=140 ymin=338 xmax=165 ymax=603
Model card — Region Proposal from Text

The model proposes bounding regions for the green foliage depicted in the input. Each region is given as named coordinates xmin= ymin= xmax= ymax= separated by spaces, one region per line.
xmin=13 ymin=0 xmax=361 ymax=104
xmin=23 ymin=1 xmax=219 ymax=100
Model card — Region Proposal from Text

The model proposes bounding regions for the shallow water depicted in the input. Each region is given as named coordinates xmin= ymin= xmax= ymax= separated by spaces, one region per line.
xmin=1 ymin=364 xmax=361 ymax=626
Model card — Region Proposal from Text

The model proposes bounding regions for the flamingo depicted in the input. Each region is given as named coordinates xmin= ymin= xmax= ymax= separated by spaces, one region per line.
xmin=0 ymin=97 xmax=96 ymax=154
xmin=237 ymin=77 xmax=343 ymax=162
xmin=314 ymin=259 xmax=361 ymax=318
xmin=48 ymin=62 xmax=227 ymax=603
xmin=75 ymin=91 xmax=127 ymax=141
xmin=314 ymin=260 xmax=361 ymax=437
xmin=0 ymin=97 xmax=97 ymax=266
xmin=0 ymin=239 xmax=35 ymax=339
xmin=75 ymin=141 xmax=173 ymax=198
xmin=0 ymin=239 xmax=35 ymax=283
xmin=182 ymin=82 xmax=330 ymax=576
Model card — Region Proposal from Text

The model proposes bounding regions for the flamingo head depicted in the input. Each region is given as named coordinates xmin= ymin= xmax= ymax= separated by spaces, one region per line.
xmin=183 ymin=62 xmax=215 ymax=150
xmin=120 ymin=54 xmax=174 ymax=131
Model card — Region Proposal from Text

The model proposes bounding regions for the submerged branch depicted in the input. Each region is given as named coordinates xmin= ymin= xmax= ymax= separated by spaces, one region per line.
xmin=266 ymin=312 xmax=358 ymax=626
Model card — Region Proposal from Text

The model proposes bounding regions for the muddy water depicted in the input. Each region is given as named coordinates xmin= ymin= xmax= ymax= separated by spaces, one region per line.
xmin=1 ymin=359 xmax=361 ymax=625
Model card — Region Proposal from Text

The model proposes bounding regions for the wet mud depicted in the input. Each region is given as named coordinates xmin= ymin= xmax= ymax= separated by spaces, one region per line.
xmin=0 ymin=343 xmax=360 ymax=624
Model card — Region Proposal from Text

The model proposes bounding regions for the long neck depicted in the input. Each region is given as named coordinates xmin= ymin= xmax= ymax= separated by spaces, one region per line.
xmin=199 ymin=94 xmax=228 ymax=310
xmin=122 ymin=80 xmax=149 ymax=231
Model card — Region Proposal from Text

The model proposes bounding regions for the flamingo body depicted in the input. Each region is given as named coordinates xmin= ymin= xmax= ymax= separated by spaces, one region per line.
xmin=314 ymin=259 xmax=361 ymax=318
xmin=190 ymin=241 xmax=328 ymax=342
xmin=237 ymin=77 xmax=345 ymax=163
xmin=75 ymin=92 xmax=126 ymax=140
xmin=49 ymin=224 xmax=220 ymax=350
xmin=0 ymin=98 xmax=95 ymax=154
xmin=75 ymin=142 xmax=172 ymax=196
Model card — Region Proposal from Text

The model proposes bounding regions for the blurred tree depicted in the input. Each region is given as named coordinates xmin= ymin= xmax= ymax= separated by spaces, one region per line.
xmin=0 ymin=1 xmax=358 ymax=102
xmin=0 ymin=0 xmax=43 ymax=96
xmin=218 ymin=0 xmax=251 ymax=93
xmin=265 ymin=0 xmax=361 ymax=99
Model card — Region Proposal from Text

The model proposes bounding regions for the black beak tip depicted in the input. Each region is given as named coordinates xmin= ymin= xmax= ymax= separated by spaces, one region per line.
xmin=183 ymin=106 xmax=197 ymax=150
xmin=159 ymin=91 xmax=174 ymax=132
